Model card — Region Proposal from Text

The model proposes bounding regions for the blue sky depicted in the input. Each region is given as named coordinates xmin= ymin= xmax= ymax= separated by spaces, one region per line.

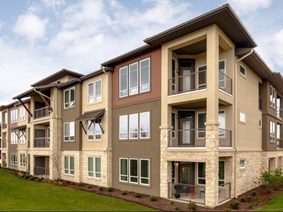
xmin=0 ymin=0 xmax=282 ymax=104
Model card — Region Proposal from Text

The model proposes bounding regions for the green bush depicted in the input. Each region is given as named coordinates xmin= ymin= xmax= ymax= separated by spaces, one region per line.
xmin=149 ymin=195 xmax=157 ymax=201
xmin=259 ymin=169 xmax=283 ymax=189
xmin=230 ymin=200 xmax=239 ymax=209
xmin=107 ymin=187 xmax=113 ymax=192
xmin=188 ymin=201 xmax=197 ymax=211
xmin=121 ymin=190 xmax=128 ymax=195
xmin=135 ymin=192 xmax=142 ymax=198
xmin=98 ymin=186 xmax=104 ymax=191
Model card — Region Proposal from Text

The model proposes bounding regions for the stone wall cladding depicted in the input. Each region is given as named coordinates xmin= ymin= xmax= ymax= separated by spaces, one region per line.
xmin=81 ymin=150 xmax=110 ymax=187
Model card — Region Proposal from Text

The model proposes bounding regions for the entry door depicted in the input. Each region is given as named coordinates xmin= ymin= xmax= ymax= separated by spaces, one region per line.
xmin=179 ymin=59 xmax=195 ymax=92
xmin=179 ymin=162 xmax=195 ymax=185
xmin=178 ymin=112 xmax=195 ymax=146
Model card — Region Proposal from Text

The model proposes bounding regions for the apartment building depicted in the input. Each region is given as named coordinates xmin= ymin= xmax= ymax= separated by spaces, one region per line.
xmin=1 ymin=3 xmax=283 ymax=209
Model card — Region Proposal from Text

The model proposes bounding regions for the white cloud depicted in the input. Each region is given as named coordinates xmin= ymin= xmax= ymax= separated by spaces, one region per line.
xmin=41 ymin=0 xmax=66 ymax=10
xmin=273 ymin=29 xmax=283 ymax=68
xmin=14 ymin=13 xmax=48 ymax=42
xmin=228 ymin=0 xmax=272 ymax=14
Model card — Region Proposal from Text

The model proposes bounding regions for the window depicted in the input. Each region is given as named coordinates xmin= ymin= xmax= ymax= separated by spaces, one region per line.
xmin=140 ymin=58 xmax=150 ymax=93
xmin=64 ymin=87 xmax=75 ymax=109
xmin=270 ymin=86 xmax=276 ymax=108
xmin=10 ymin=153 xmax=17 ymax=166
xmin=198 ymin=162 xmax=206 ymax=184
xmin=130 ymin=159 xmax=138 ymax=184
xmin=19 ymin=107 xmax=26 ymax=121
xmin=119 ymin=115 xmax=128 ymax=139
xmin=11 ymin=131 xmax=17 ymax=144
xmin=270 ymin=121 xmax=276 ymax=142
xmin=198 ymin=65 xmax=206 ymax=89
xmin=64 ymin=156 xmax=75 ymax=175
xmin=88 ymin=83 xmax=94 ymax=103
xmin=140 ymin=112 xmax=150 ymax=139
xmin=64 ymin=122 xmax=75 ymax=142
xmin=119 ymin=158 xmax=150 ymax=185
xmin=129 ymin=63 xmax=138 ymax=95
xmin=171 ymin=113 xmax=176 ymax=138
xmin=88 ymin=157 xmax=101 ymax=178
xmin=277 ymin=124 xmax=281 ymax=146
xmin=119 ymin=66 xmax=128 ymax=98
xmin=119 ymin=58 xmax=150 ymax=98
xmin=219 ymin=161 xmax=225 ymax=186
xmin=120 ymin=158 xmax=128 ymax=182
xmin=198 ymin=113 xmax=206 ymax=138
xmin=198 ymin=111 xmax=225 ymax=138
xmin=129 ymin=114 xmax=138 ymax=139
xmin=240 ymin=112 xmax=246 ymax=123
xmin=240 ymin=159 xmax=245 ymax=169
xmin=140 ymin=159 xmax=150 ymax=185
xmin=277 ymin=98 xmax=282 ymax=118
xmin=20 ymin=154 xmax=26 ymax=167
xmin=10 ymin=109 xmax=17 ymax=124
xmin=19 ymin=130 xmax=26 ymax=144
xmin=240 ymin=65 xmax=246 ymax=76
xmin=219 ymin=61 xmax=225 ymax=88
xmin=171 ymin=58 xmax=177 ymax=91
xmin=87 ymin=121 xmax=102 ymax=140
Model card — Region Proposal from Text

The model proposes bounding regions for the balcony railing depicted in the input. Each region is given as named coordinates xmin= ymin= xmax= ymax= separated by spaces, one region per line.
xmin=34 ymin=137 xmax=50 ymax=148
xmin=219 ymin=71 xmax=232 ymax=95
xmin=168 ymin=128 xmax=232 ymax=148
xmin=34 ymin=166 xmax=49 ymax=179
xmin=34 ymin=106 xmax=50 ymax=119
xmin=2 ymin=123 xmax=7 ymax=129
xmin=1 ymin=160 xmax=7 ymax=168
xmin=168 ymin=70 xmax=206 ymax=95
xmin=218 ymin=182 xmax=231 ymax=203
xmin=277 ymin=108 xmax=283 ymax=119
xmin=168 ymin=182 xmax=205 ymax=204
xmin=1 ymin=140 xmax=7 ymax=148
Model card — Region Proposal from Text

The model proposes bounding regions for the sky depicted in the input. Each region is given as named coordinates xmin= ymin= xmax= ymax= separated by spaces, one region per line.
xmin=0 ymin=0 xmax=283 ymax=104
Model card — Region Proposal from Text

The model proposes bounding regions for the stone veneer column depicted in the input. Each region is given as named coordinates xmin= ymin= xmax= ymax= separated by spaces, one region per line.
xmin=205 ymin=123 xmax=219 ymax=208
xmin=160 ymin=127 xmax=170 ymax=198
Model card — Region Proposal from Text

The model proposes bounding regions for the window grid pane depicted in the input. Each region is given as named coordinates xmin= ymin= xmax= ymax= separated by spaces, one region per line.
xmin=140 ymin=112 xmax=150 ymax=138
xmin=140 ymin=59 xmax=150 ymax=93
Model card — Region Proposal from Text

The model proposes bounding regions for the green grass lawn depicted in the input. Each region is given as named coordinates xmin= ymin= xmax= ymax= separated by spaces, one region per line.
xmin=258 ymin=192 xmax=283 ymax=211
xmin=0 ymin=170 xmax=154 ymax=211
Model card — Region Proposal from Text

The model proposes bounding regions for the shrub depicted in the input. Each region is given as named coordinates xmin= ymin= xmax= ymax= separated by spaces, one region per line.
xmin=240 ymin=198 xmax=245 ymax=202
xmin=170 ymin=201 xmax=175 ymax=205
xmin=251 ymin=191 xmax=257 ymax=196
xmin=107 ymin=187 xmax=113 ymax=192
xmin=149 ymin=195 xmax=157 ymax=201
xmin=88 ymin=185 xmax=92 ymax=189
xmin=230 ymin=200 xmax=239 ymax=209
xmin=175 ymin=207 xmax=180 ymax=211
xmin=188 ymin=201 xmax=197 ymax=211
xmin=121 ymin=190 xmax=128 ymax=195
xmin=258 ymin=169 xmax=283 ymax=189
xmin=135 ymin=192 xmax=142 ymax=198
xmin=99 ymin=186 xmax=104 ymax=191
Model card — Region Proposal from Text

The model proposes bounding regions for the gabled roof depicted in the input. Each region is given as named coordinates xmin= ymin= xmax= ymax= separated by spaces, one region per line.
xmin=102 ymin=4 xmax=256 ymax=67
xmin=31 ymin=69 xmax=83 ymax=87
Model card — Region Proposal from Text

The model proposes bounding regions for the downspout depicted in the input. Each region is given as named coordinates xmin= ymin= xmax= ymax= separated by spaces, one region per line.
xmin=233 ymin=48 xmax=254 ymax=198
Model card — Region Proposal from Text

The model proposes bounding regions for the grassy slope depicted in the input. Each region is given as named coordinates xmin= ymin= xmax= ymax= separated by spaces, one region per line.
xmin=0 ymin=170 xmax=154 ymax=211
xmin=258 ymin=192 xmax=283 ymax=211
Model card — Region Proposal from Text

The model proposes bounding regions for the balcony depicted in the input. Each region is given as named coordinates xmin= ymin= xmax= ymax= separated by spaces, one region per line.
xmin=2 ymin=123 xmax=7 ymax=129
xmin=34 ymin=106 xmax=50 ymax=119
xmin=168 ymin=128 xmax=232 ymax=148
xmin=34 ymin=137 xmax=50 ymax=148
xmin=168 ymin=70 xmax=206 ymax=95
xmin=1 ymin=140 xmax=7 ymax=148
xmin=168 ymin=70 xmax=232 ymax=96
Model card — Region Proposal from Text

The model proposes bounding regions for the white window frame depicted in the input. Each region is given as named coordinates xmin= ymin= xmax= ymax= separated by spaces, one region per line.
xmin=87 ymin=120 xmax=94 ymax=140
xmin=219 ymin=60 xmax=226 ymax=89
xmin=119 ymin=66 xmax=128 ymax=98
xmin=11 ymin=131 xmax=18 ymax=144
xmin=119 ymin=158 xmax=128 ymax=182
xmin=10 ymin=109 xmax=18 ymax=124
xmin=219 ymin=160 xmax=225 ymax=186
xmin=140 ymin=159 xmax=150 ymax=186
xmin=64 ymin=87 xmax=75 ymax=109
xmin=239 ymin=112 xmax=246 ymax=123
xmin=270 ymin=86 xmax=276 ymax=108
xmin=87 ymin=157 xmax=101 ymax=179
xmin=277 ymin=123 xmax=281 ymax=146
xmin=197 ymin=162 xmax=206 ymax=185
xmin=129 ymin=62 xmax=139 ymax=96
xmin=87 ymin=83 xmax=94 ymax=104
xmin=218 ymin=110 xmax=226 ymax=138
xmin=140 ymin=112 xmax=150 ymax=139
xmin=19 ymin=130 xmax=26 ymax=144
xmin=119 ymin=115 xmax=128 ymax=140
xmin=19 ymin=107 xmax=26 ymax=121
xmin=171 ymin=112 xmax=176 ymax=138
xmin=95 ymin=122 xmax=102 ymax=140
xmin=129 ymin=158 xmax=138 ymax=184
xmin=270 ymin=121 xmax=276 ymax=142
xmin=239 ymin=65 xmax=246 ymax=77
xmin=240 ymin=159 xmax=246 ymax=169
xmin=198 ymin=65 xmax=207 ymax=89
xmin=129 ymin=114 xmax=138 ymax=139
xmin=64 ymin=122 xmax=75 ymax=142
xmin=139 ymin=58 xmax=150 ymax=93
xmin=197 ymin=112 xmax=206 ymax=139
xmin=64 ymin=156 xmax=75 ymax=175
xmin=20 ymin=154 xmax=26 ymax=167
xmin=95 ymin=79 xmax=102 ymax=102
xmin=10 ymin=153 xmax=17 ymax=166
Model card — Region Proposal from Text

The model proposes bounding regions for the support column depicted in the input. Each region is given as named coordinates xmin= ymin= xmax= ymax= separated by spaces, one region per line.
xmin=205 ymin=25 xmax=220 ymax=208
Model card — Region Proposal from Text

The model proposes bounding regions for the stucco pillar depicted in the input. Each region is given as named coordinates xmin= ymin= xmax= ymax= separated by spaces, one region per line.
xmin=205 ymin=25 xmax=220 ymax=208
